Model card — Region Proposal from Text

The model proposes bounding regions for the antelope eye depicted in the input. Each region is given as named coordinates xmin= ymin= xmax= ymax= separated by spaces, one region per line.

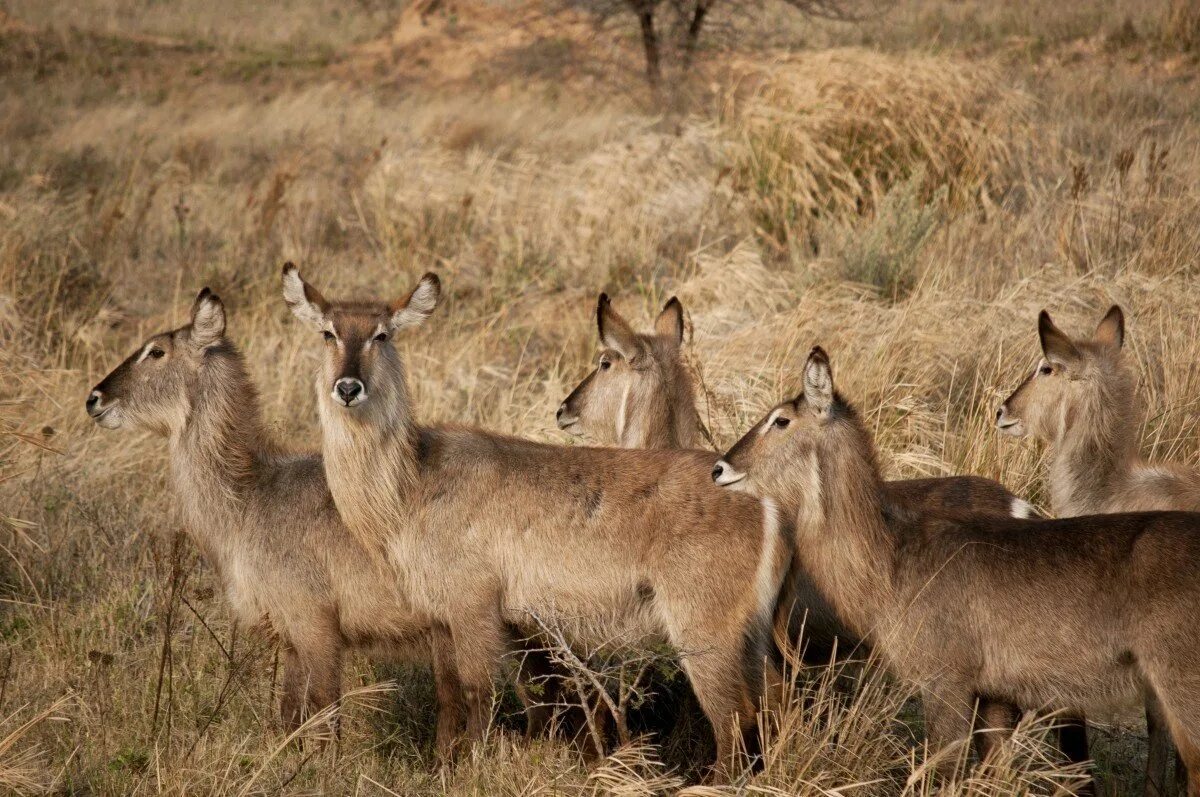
xmin=1038 ymin=363 xmax=1053 ymax=376
xmin=148 ymin=348 xmax=165 ymax=359
xmin=599 ymin=358 xmax=611 ymax=371
xmin=322 ymin=331 xmax=336 ymax=342
xmin=374 ymin=332 xmax=388 ymax=343
xmin=773 ymin=416 xmax=791 ymax=429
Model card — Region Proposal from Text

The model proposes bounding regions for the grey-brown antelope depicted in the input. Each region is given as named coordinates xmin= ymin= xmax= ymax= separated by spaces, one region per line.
xmin=559 ymin=293 xmax=1091 ymax=769
xmin=715 ymin=345 xmax=1200 ymax=794
xmin=999 ymin=305 xmax=1195 ymax=794
xmin=281 ymin=264 xmax=790 ymax=780
xmin=85 ymin=290 xmax=472 ymax=749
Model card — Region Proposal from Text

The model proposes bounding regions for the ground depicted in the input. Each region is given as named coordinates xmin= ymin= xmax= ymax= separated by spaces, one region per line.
xmin=1 ymin=0 xmax=1199 ymax=793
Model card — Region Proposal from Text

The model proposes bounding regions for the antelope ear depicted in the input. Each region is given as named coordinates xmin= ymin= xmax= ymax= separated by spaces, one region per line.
xmin=803 ymin=346 xmax=834 ymax=413
xmin=281 ymin=262 xmax=329 ymax=331
xmin=389 ymin=272 xmax=441 ymax=332
xmin=190 ymin=288 xmax=226 ymax=347
xmin=1038 ymin=311 xmax=1082 ymax=366
xmin=1093 ymin=305 xmax=1125 ymax=351
xmin=655 ymin=296 xmax=685 ymax=346
xmin=597 ymin=294 xmax=645 ymax=362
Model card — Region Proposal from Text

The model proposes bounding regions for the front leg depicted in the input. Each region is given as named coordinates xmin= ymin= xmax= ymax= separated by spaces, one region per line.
xmin=921 ymin=678 xmax=976 ymax=779
xmin=430 ymin=623 xmax=467 ymax=760
xmin=448 ymin=600 xmax=507 ymax=744
xmin=279 ymin=617 xmax=344 ymax=737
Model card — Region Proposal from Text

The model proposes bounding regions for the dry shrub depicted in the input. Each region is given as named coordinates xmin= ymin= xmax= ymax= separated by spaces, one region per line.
xmin=364 ymin=120 xmax=741 ymax=293
xmin=724 ymin=49 xmax=1028 ymax=254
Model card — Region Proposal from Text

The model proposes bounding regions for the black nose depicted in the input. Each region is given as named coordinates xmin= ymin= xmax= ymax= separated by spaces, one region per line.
xmin=335 ymin=379 xmax=363 ymax=404
xmin=556 ymin=403 xmax=566 ymax=420
xmin=995 ymin=407 xmax=1004 ymax=421
xmin=86 ymin=391 xmax=101 ymax=412
xmin=712 ymin=463 xmax=724 ymax=481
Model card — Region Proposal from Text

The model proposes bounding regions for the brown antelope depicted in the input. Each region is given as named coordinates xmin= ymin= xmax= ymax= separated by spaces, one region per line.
xmin=999 ymin=305 xmax=1194 ymax=794
xmin=559 ymin=293 xmax=1091 ymax=770
xmin=997 ymin=305 xmax=1200 ymax=516
xmin=82 ymin=290 xmax=490 ymax=749
xmin=84 ymin=289 xmax=473 ymax=749
xmin=281 ymin=264 xmax=791 ymax=780
xmin=716 ymin=345 xmax=1200 ymax=794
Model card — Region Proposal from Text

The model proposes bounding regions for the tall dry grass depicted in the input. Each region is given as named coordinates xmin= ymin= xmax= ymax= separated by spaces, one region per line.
xmin=2 ymin=0 xmax=1199 ymax=793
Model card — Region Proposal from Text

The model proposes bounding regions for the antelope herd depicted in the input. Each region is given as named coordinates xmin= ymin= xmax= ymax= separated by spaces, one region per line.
xmin=84 ymin=266 xmax=1200 ymax=795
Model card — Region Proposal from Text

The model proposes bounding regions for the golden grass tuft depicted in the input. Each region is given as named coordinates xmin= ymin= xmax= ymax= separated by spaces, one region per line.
xmin=725 ymin=49 xmax=1029 ymax=254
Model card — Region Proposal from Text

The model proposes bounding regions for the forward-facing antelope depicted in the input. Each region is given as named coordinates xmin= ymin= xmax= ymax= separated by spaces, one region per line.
xmin=998 ymin=305 xmax=1195 ymax=793
xmin=716 ymin=345 xmax=1200 ymax=794
xmin=558 ymin=294 xmax=1092 ymax=768
xmin=281 ymin=265 xmax=791 ymax=779
xmin=85 ymin=290 xmax=468 ymax=749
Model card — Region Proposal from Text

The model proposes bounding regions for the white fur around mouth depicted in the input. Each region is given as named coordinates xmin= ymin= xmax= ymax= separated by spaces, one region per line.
xmin=996 ymin=420 xmax=1024 ymax=436
xmin=330 ymin=392 xmax=368 ymax=408
xmin=713 ymin=461 xmax=746 ymax=487
xmin=91 ymin=404 xmax=121 ymax=428
xmin=556 ymin=416 xmax=580 ymax=432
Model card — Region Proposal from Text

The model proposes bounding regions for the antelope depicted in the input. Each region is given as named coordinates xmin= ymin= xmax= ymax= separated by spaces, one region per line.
xmin=997 ymin=305 xmax=1200 ymax=516
xmin=715 ymin=345 xmax=1200 ymax=794
xmin=557 ymin=294 xmax=700 ymax=450
xmin=558 ymin=294 xmax=1091 ymax=769
xmin=998 ymin=305 xmax=1194 ymax=794
xmin=281 ymin=264 xmax=791 ymax=780
xmin=84 ymin=289 xmax=472 ymax=747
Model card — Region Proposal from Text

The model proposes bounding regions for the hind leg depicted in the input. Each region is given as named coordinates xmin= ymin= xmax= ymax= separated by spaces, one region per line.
xmin=1146 ymin=691 xmax=1179 ymax=797
xmin=1140 ymin=672 xmax=1200 ymax=797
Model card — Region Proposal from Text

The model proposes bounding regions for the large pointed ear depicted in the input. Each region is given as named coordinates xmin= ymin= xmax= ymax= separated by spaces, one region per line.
xmin=597 ymin=294 xmax=645 ymax=362
xmin=1092 ymin=305 xmax=1125 ymax=351
xmin=281 ymin=262 xmax=329 ymax=331
xmin=189 ymin=287 xmax=226 ymax=347
xmin=803 ymin=346 xmax=834 ymax=413
xmin=654 ymin=296 xmax=685 ymax=346
xmin=1038 ymin=311 xmax=1082 ymax=366
xmin=389 ymin=272 xmax=441 ymax=332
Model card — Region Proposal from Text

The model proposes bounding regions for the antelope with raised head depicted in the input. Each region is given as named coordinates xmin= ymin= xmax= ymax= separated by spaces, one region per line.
xmin=85 ymin=290 xmax=468 ymax=750
xmin=281 ymin=264 xmax=791 ymax=780
xmin=998 ymin=304 xmax=1194 ymax=794
xmin=715 ymin=345 xmax=1200 ymax=795
xmin=559 ymin=294 xmax=1092 ymax=770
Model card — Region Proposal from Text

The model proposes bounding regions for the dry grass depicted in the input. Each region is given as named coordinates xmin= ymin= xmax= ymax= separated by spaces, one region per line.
xmin=2 ymin=0 xmax=1199 ymax=793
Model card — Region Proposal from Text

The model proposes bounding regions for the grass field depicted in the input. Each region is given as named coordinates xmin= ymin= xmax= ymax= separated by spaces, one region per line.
xmin=2 ymin=0 xmax=1199 ymax=793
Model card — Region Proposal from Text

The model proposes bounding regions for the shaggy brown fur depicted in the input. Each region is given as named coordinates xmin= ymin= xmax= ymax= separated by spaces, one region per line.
xmin=721 ymin=346 xmax=1200 ymax=795
xmin=282 ymin=266 xmax=791 ymax=780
